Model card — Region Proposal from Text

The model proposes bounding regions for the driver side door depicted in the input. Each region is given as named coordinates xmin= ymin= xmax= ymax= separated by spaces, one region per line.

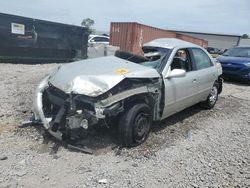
xmin=161 ymin=48 xmax=199 ymax=119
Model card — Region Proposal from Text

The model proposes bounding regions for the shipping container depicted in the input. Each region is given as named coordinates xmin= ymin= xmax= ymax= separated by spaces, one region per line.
xmin=110 ymin=22 xmax=208 ymax=55
xmin=0 ymin=13 xmax=89 ymax=63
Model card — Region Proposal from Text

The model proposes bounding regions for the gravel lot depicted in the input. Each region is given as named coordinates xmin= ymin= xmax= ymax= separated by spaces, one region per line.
xmin=0 ymin=63 xmax=250 ymax=188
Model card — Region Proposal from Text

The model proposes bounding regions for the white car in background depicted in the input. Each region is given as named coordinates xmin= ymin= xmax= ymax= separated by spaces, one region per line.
xmin=88 ymin=35 xmax=109 ymax=46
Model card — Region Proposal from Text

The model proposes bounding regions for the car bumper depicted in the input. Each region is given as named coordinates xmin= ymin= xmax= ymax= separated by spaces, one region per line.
xmin=32 ymin=78 xmax=135 ymax=141
xmin=222 ymin=66 xmax=250 ymax=80
xmin=33 ymin=77 xmax=64 ymax=140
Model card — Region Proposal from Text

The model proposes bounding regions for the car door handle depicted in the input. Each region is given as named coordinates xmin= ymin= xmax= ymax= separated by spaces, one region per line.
xmin=192 ymin=79 xmax=197 ymax=83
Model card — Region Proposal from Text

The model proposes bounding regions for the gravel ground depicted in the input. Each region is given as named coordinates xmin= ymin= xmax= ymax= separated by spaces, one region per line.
xmin=0 ymin=63 xmax=249 ymax=188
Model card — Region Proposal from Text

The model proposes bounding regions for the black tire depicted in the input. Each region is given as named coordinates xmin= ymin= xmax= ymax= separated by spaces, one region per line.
xmin=118 ymin=103 xmax=152 ymax=147
xmin=244 ymin=79 xmax=250 ymax=85
xmin=201 ymin=82 xmax=219 ymax=109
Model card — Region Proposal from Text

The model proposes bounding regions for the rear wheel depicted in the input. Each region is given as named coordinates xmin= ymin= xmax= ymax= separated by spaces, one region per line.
xmin=201 ymin=82 xmax=219 ymax=109
xmin=118 ymin=103 xmax=152 ymax=147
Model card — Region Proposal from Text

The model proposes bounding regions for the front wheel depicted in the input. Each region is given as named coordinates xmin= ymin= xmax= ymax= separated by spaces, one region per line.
xmin=118 ymin=103 xmax=152 ymax=147
xmin=201 ymin=82 xmax=219 ymax=109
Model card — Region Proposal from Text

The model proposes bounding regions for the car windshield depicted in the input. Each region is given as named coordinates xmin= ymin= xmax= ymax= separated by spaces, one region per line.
xmin=141 ymin=47 xmax=171 ymax=71
xmin=223 ymin=47 xmax=250 ymax=58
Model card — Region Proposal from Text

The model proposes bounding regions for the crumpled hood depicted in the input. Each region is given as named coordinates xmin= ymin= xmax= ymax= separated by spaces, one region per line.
xmin=49 ymin=56 xmax=160 ymax=97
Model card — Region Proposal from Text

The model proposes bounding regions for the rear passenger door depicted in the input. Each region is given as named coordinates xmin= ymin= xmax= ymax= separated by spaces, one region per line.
xmin=190 ymin=48 xmax=217 ymax=101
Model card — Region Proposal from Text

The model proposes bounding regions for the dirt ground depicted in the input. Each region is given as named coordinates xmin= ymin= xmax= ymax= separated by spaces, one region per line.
xmin=0 ymin=63 xmax=250 ymax=188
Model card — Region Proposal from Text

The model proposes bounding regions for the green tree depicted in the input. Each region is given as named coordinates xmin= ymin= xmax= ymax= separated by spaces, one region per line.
xmin=242 ymin=34 xmax=249 ymax=39
xmin=81 ymin=18 xmax=95 ymax=34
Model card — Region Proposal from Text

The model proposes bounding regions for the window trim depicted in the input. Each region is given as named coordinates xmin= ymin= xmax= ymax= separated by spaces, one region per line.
xmin=158 ymin=48 xmax=173 ymax=73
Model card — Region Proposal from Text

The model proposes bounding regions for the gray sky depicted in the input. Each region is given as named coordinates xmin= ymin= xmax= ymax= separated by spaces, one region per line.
xmin=0 ymin=0 xmax=249 ymax=35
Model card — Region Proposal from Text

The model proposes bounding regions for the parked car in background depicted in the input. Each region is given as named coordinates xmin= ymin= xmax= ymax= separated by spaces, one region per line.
xmin=207 ymin=47 xmax=222 ymax=58
xmin=207 ymin=47 xmax=220 ymax=54
xmin=33 ymin=38 xmax=223 ymax=147
xmin=217 ymin=46 xmax=250 ymax=83
xmin=88 ymin=35 xmax=109 ymax=46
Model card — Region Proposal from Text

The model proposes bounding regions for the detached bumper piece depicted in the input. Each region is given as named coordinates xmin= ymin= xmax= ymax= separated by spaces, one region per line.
xmin=67 ymin=144 xmax=93 ymax=154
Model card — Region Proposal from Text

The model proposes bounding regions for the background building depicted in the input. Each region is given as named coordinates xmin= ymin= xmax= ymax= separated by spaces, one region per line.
xmin=239 ymin=38 xmax=250 ymax=46
xmin=169 ymin=30 xmax=241 ymax=50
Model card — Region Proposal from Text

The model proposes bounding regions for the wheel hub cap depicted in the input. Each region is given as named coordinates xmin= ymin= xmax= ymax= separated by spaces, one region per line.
xmin=134 ymin=113 xmax=149 ymax=141
xmin=209 ymin=86 xmax=218 ymax=105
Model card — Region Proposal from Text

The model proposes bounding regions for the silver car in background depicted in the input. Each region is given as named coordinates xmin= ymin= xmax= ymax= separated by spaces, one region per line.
xmin=33 ymin=38 xmax=223 ymax=147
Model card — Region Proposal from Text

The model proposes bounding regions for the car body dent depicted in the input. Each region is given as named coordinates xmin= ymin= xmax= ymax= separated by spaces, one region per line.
xmin=49 ymin=56 xmax=160 ymax=97
xmin=98 ymin=86 xmax=148 ymax=107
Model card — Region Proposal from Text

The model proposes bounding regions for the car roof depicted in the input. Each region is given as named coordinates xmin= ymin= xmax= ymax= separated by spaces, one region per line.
xmin=89 ymin=34 xmax=109 ymax=38
xmin=143 ymin=38 xmax=200 ymax=49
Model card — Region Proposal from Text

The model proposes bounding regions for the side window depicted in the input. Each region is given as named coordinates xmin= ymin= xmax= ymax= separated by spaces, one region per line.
xmin=191 ymin=48 xmax=213 ymax=70
xmin=99 ymin=37 xmax=109 ymax=42
xmin=91 ymin=37 xmax=99 ymax=42
xmin=92 ymin=37 xmax=109 ymax=42
xmin=171 ymin=49 xmax=193 ymax=72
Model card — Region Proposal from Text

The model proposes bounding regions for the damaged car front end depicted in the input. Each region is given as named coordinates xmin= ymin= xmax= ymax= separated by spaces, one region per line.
xmin=33 ymin=54 xmax=164 ymax=144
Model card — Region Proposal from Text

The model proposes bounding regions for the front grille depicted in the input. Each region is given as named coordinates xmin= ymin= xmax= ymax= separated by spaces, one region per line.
xmin=44 ymin=85 xmax=95 ymax=112
xmin=223 ymin=67 xmax=241 ymax=72
xmin=74 ymin=98 xmax=95 ymax=111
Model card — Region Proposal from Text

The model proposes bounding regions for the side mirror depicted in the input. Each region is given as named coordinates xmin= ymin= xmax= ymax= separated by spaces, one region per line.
xmin=167 ymin=69 xmax=186 ymax=78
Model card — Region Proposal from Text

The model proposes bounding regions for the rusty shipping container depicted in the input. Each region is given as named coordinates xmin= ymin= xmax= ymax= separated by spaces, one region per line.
xmin=110 ymin=22 xmax=208 ymax=55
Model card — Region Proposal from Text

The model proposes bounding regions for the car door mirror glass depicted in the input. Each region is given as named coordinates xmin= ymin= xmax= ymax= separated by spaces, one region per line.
xmin=167 ymin=69 xmax=186 ymax=78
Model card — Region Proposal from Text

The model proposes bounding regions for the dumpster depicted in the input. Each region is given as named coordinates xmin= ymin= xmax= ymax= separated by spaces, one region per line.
xmin=0 ymin=13 xmax=88 ymax=63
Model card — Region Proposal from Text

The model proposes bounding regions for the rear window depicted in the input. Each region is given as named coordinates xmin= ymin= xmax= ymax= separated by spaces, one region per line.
xmin=91 ymin=37 xmax=109 ymax=42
